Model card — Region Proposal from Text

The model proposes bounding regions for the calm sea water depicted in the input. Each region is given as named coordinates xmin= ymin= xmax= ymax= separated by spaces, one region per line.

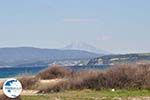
xmin=0 ymin=65 xmax=110 ymax=78
xmin=0 ymin=67 xmax=47 ymax=78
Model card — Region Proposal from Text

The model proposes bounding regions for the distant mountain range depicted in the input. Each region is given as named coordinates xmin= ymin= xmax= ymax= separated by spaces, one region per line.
xmin=64 ymin=42 xmax=110 ymax=54
xmin=87 ymin=53 xmax=150 ymax=65
xmin=0 ymin=46 xmax=149 ymax=68
xmin=0 ymin=47 xmax=101 ymax=67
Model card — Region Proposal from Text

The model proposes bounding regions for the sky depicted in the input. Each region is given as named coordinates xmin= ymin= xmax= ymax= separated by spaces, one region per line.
xmin=0 ymin=0 xmax=150 ymax=53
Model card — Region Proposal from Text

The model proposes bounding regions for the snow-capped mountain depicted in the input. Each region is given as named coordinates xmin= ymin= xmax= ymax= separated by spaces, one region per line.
xmin=64 ymin=42 xmax=110 ymax=55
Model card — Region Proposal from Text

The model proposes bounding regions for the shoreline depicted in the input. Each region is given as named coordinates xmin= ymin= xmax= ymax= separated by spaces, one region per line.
xmin=0 ymin=78 xmax=14 ymax=81
xmin=0 ymin=76 xmax=34 ymax=81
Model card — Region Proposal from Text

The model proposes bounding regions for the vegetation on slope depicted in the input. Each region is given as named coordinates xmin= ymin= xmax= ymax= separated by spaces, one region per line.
xmin=19 ymin=64 xmax=150 ymax=93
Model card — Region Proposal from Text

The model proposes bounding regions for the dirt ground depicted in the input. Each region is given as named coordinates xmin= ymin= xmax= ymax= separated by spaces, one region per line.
xmin=0 ymin=79 xmax=62 ymax=95
xmin=1 ymin=79 xmax=150 ymax=100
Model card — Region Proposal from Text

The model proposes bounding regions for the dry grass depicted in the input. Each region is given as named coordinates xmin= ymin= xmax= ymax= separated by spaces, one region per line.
xmin=18 ymin=76 xmax=38 ymax=90
xmin=0 ymin=81 xmax=3 ymax=89
xmin=68 ymin=70 xmax=101 ymax=89
xmin=0 ymin=94 xmax=21 ymax=100
xmin=36 ymin=65 xmax=71 ymax=80
xmin=38 ymin=79 xmax=70 ymax=93
xmin=69 ymin=64 xmax=150 ymax=90
xmin=19 ymin=64 xmax=150 ymax=93
xmin=104 ymin=64 xmax=150 ymax=89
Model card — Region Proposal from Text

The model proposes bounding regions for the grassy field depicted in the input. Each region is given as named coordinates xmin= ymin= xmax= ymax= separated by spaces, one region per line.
xmin=22 ymin=89 xmax=150 ymax=100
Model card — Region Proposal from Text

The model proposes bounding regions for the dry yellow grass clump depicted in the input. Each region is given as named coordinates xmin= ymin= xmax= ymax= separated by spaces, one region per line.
xmin=0 ymin=81 xmax=3 ymax=89
xmin=18 ymin=64 xmax=150 ymax=93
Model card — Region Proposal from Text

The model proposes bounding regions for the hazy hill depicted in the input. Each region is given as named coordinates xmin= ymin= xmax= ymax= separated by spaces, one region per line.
xmin=0 ymin=47 xmax=100 ymax=67
xmin=88 ymin=53 xmax=150 ymax=65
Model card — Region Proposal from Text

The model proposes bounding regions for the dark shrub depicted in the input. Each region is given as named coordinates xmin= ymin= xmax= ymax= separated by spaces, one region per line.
xmin=69 ymin=64 xmax=150 ymax=90
xmin=34 ymin=64 xmax=150 ymax=93
xmin=104 ymin=64 xmax=139 ymax=88
xmin=69 ymin=70 xmax=103 ymax=89
xmin=37 ymin=65 xmax=71 ymax=80
xmin=19 ymin=76 xmax=38 ymax=90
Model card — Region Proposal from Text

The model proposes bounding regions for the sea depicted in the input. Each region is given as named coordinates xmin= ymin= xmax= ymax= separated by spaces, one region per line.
xmin=0 ymin=67 xmax=47 ymax=78
xmin=0 ymin=65 xmax=110 ymax=78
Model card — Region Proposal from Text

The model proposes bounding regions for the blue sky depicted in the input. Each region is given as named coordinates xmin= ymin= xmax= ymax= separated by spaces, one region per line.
xmin=0 ymin=0 xmax=150 ymax=53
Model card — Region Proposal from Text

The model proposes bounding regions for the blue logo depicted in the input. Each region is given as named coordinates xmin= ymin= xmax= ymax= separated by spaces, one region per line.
xmin=3 ymin=78 xmax=22 ymax=98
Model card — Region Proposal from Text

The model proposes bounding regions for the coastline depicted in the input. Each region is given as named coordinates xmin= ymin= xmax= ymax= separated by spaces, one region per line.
xmin=0 ymin=78 xmax=14 ymax=81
